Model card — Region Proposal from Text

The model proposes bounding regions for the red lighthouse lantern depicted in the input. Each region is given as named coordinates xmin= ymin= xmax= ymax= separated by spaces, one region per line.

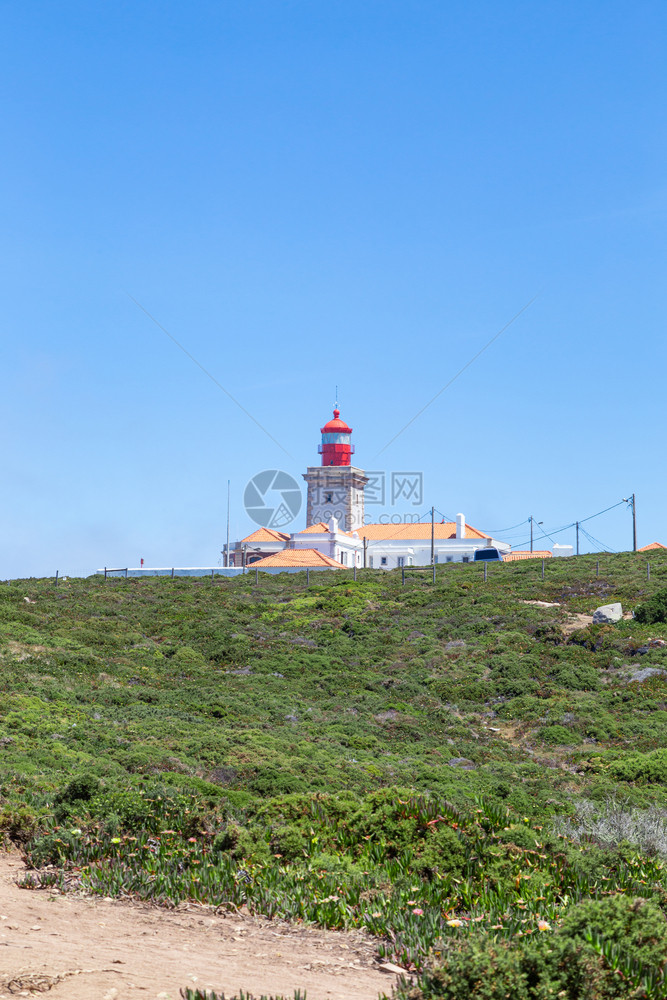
xmin=318 ymin=408 xmax=355 ymax=467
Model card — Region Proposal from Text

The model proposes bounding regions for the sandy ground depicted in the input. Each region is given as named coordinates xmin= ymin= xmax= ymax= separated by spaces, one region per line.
xmin=0 ymin=853 xmax=394 ymax=1000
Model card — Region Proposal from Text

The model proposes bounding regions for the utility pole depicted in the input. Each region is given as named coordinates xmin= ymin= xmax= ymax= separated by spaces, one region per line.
xmin=529 ymin=515 xmax=543 ymax=553
xmin=363 ymin=536 xmax=368 ymax=568
xmin=576 ymin=521 xmax=579 ymax=556
xmin=431 ymin=506 xmax=435 ymax=565
xmin=225 ymin=479 xmax=230 ymax=568
xmin=632 ymin=493 xmax=637 ymax=552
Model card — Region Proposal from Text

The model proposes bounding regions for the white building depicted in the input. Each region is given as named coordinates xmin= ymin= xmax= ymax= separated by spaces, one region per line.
xmin=359 ymin=513 xmax=510 ymax=569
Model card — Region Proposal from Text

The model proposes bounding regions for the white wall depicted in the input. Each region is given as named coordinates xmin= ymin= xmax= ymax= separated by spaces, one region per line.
xmin=365 ymin=537 xmax=510 ymax=569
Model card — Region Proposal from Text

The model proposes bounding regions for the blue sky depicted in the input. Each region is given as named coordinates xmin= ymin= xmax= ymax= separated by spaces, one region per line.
xmin=1 ymin=1 xmax=665 ymax=577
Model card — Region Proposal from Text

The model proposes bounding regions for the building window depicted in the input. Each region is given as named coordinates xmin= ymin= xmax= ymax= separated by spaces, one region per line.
xmin=341 ymin=552 xmax=347 ymax=565
xmin=381 ymin=557 xmax=388 ymax=566
xmin=462 ymin=556 xmax=470 ymax=563
xmin=397 ymin=557 xmax=405 ymax=567
xmin=325 ymin=492 xmax=333 ymax=503
xmin=446 ymin=556 xmax=453 ymax=563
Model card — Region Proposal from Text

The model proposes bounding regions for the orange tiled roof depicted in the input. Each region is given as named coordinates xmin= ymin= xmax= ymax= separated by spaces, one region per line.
xmin=503 ymin=550 xmax=552 ymax=562
xmin=357 ymin=522 xmax=489 ymax=541
xmin=249 ymin=548 xmax=343 ymax=569
xmin=239 ymin=527 xmax=290 ymax=544
xmin=297 ymin=522 xmax=354 ymax=537
xmin=638 ymin=542 xmax=667 ymax=552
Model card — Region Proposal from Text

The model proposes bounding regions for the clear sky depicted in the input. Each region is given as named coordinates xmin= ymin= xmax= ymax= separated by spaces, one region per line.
xmin=1 ymin=1 xmax=665 ymax=578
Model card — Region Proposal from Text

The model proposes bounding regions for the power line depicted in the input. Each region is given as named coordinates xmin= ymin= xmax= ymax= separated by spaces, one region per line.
xmin=508 ymin=496 xmax=630 ymax=551
xmin=579 ymin=525 xmax=615 ymax=553
xmin=374 ymin=293 xmax=541 ymax=457
xmin=127 ymin=293 xmax=294 ymax=459
xmin=578 ymin=499 xmax=626 ymax=525
xmin=484 ymin=518 xmax=531 ymax=534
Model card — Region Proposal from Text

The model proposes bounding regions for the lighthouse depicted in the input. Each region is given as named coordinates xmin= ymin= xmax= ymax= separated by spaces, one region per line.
xmin=303 ymin=406 xmax=369 ymax=531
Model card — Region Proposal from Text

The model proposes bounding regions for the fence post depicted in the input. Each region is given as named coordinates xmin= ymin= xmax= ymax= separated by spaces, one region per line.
xmin=541 ymin=559 xmax=545 ymax=581
xmin=402 ymin=566 xmax=405 ymax=586
xmin=647 ymin=561 xmax=651 ymax=581
xmin=306 ymin=568 xmax=310 ymax=587
xmin=255 ymin=567 xmax=259 ymax=585
xmin=596 ymin=560 xmax=599 ymax=578
xmin=125 ymin=568 xmax=128 ymax=579
xmin=484 ymin=561 xmax=487 ymax=583
xmin=211 ymin=569 xmax=214 ymax=582
xmin=54 ymin=570 xmax=59 ymax=587
xmin=171 ymin=568 xmax=175 ymax=579
xmin=432 ymin=564 xmax=436 ymax=585
xmin=353 ymin=565 xmax=357 ymax=581
xmin=104 ymin=567 xmax=107 ymax=581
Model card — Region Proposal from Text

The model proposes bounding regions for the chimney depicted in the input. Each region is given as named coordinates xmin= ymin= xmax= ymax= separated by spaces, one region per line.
xmin=328 ymin=516 xmax=338 ymax=534
xmin=456 ymin=513 xmax=465 ymax=539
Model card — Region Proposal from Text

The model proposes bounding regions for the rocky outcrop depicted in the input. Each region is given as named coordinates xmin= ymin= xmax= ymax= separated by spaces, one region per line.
xmin=592 ymin=602 xmax=622 ymax=624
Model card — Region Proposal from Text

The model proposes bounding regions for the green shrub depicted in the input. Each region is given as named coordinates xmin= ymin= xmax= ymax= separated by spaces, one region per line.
xmin=609 ymin=749 xmax=667 ymax=784
xmin=537 ymin=724 xmax=576 ymax=745
xmin=248 ymin=767 xmax=306 ymax=797
xmin=635 ymin=589 xmax=667 ymax=624
xmin=417 ymin=824 xmax=466 ymax=878
xmin=170 ymin=646 xmax=206 ymax=668
xmin=270 ymin=824 xmax=310 ymax=860
xmin=392 ymin=895 xmax=667 ymax=1000
xmin=54 ymin=773 xmax=100 ymax=805
xmin=495 ymin=824 xmax=539 ymax=849
xmin=212 ymin=822 xmax=269 ymax=862
xmin=0 ymin=804 xmax=39 ymax=843
xmin=560 ymin=894 xmax=667 ymax=969
xmin=549 ymin=662 xmax=600 ymax=691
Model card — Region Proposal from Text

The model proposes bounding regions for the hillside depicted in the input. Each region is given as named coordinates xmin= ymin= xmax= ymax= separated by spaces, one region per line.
xmin=2 ymin=554 xmax=667 ymax=998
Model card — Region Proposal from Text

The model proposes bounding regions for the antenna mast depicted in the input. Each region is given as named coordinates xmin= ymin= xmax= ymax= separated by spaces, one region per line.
xmin=225 ymin=480 xmax=230 ymax=568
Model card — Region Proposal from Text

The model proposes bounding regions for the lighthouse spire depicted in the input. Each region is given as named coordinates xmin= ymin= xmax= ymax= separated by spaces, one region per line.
xmin=303 ymin=402 xmax=369 ymax=531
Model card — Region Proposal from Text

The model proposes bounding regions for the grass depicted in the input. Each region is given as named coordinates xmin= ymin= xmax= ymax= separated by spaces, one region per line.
xmin=3 ymin=552 xmax=667 ymax=994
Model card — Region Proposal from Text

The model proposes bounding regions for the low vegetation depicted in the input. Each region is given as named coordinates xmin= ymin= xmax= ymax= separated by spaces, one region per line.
xmin=2 ymin=552 xmax=667 ymax=997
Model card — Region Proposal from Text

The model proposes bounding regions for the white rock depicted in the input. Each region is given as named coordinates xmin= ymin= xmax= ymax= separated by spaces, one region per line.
xmin=592 ymin=602 xmax=622 ymax=624
xmin=379 ymin=961 xmax=410 ymax=975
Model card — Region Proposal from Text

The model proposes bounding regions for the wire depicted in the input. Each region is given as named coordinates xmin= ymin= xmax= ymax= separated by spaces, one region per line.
xmin=502 ymin=496 xmax=630 ymax=551
xmin=511 ymin=523 xmax=576 ymax=549
xmin=435 ymin=507 xmax=457 ymax=523
xmin=373 ymin=292 xmax=541 ymax=457
xmin=579 ymin=526 xmax=615 ymax=553
xmin=128 ymin=294 xmax=294 ymax=459
xmin=483 ymin=519 xmax=531 ymax=534
xmin=534 ymin=521 xmax=558 ymax=545
xmin=578 ymin=499 xmax=626 ymax=525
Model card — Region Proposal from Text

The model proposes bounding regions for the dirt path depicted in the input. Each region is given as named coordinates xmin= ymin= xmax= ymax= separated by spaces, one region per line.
xmin=0 ymin=853 xmax=392 ymax=1000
